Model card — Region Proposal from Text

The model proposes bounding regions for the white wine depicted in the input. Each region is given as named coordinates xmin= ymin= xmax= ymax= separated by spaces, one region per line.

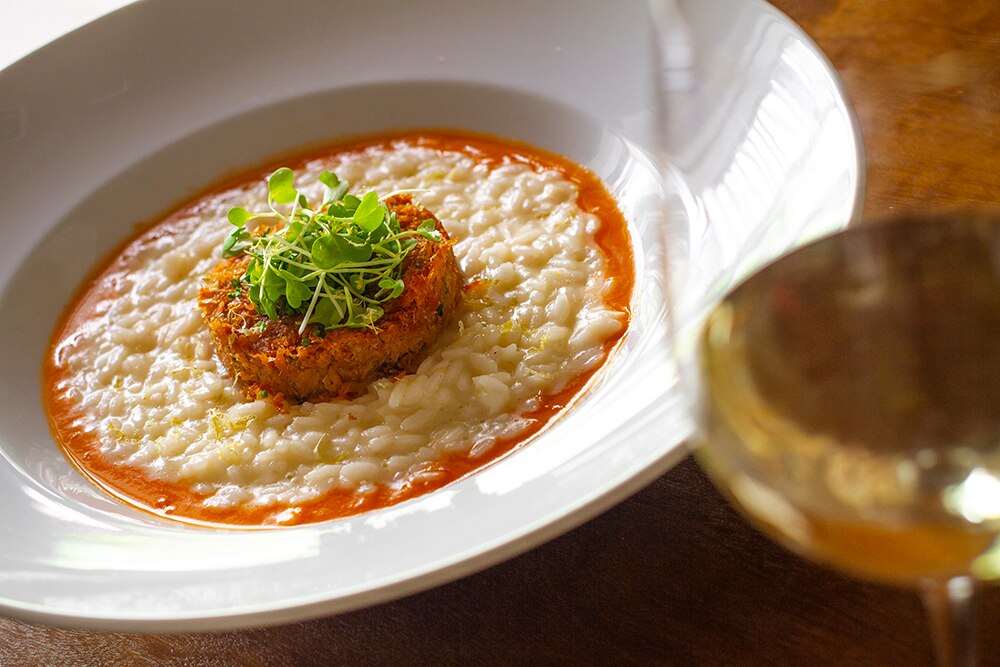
xmin=695 ymin=216 xmax=1000 ymax=585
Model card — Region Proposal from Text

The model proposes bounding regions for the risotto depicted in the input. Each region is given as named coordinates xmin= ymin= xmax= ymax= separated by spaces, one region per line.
xmin=46 ymin=132 xmax=634 ymax=527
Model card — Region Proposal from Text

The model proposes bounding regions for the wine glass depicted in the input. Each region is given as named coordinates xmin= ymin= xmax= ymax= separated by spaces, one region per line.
xmin=688 ymin=213 xmax=1000 ymax=666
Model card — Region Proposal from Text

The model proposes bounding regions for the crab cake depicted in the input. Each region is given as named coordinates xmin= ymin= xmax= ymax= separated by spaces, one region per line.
xmin=199 ymin=195 xmax=462 ymax=402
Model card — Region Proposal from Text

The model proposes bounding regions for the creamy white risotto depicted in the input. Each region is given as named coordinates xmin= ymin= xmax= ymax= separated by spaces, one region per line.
xmin=49 ymin=136 xmax=629 ymax=524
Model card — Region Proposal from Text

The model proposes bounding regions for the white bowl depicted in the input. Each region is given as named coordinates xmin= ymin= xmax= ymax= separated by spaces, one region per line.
xmin=0 ymin=0 xmax=862 ymax=630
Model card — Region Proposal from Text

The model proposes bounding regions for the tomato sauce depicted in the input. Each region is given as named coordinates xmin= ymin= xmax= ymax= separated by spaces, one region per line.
xmin=44 ymin=130 xmax=635 ymax=528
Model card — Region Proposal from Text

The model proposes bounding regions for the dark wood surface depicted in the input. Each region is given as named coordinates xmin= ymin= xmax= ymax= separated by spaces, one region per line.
xmin=4 ymin=1 xmax=1000 ymax=664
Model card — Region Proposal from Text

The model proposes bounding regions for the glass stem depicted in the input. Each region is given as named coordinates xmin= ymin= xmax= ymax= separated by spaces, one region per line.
xmin=919 ymin=576 xmax=978 ymax=667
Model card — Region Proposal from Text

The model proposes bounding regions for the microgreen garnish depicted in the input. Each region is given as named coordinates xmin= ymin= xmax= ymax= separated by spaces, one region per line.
xmin=222 ymin=168 xmax=441 ymax=335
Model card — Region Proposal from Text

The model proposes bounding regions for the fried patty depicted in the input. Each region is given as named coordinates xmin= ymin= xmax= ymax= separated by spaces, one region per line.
xmin=198 ymin=195 xmax=462 ymax=403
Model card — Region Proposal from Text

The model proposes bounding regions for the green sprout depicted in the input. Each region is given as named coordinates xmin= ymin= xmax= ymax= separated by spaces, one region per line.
xmin=221 ymin=168 xmax=441 ymax=335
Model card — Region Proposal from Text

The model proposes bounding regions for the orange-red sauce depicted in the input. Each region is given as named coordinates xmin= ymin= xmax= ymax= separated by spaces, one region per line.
xmin=44 ymin=130 xmax=635 ymax=528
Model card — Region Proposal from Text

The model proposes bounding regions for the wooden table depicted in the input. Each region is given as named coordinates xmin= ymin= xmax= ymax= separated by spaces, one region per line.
xmin=4 ymin=1 xmax=1000 ymax=664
